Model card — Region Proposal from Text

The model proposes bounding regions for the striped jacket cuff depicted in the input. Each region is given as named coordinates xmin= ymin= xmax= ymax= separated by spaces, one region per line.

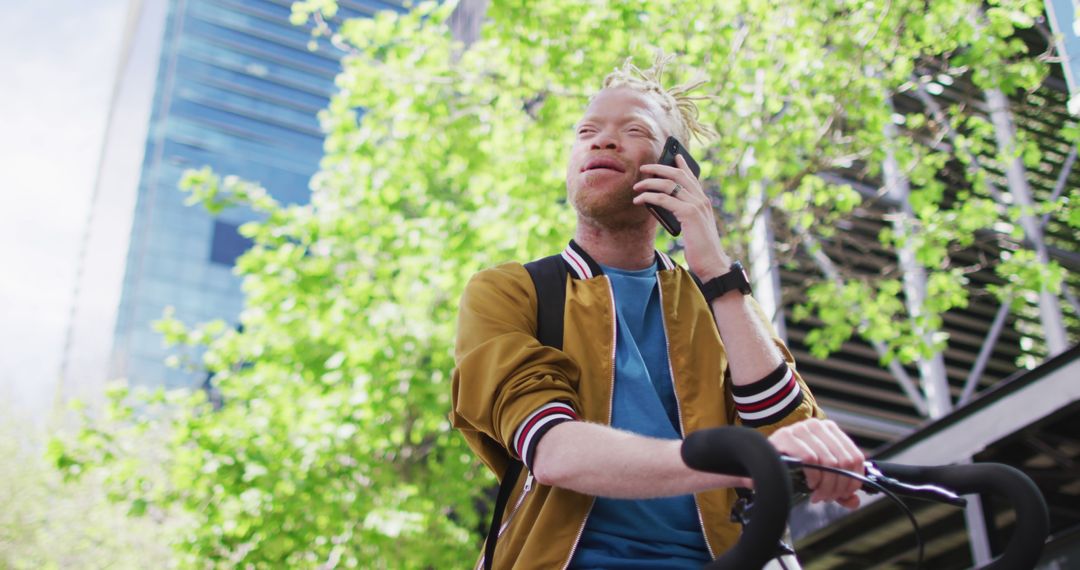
xmin=731 ymin=363 xmax=804 ymax=427
xmin=513 ymin=402 xmax=578 ymax=470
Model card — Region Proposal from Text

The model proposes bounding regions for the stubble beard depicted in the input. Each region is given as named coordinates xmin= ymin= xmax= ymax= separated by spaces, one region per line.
xmin=569 ymin=176 xmax=651 ymax=232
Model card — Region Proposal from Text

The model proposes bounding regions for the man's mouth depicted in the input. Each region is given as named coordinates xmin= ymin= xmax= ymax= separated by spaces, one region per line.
xmin=582 ymin=157 xmax=626 ymax=173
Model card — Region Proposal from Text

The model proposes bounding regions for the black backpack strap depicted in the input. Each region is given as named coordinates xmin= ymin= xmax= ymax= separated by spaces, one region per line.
xmin=482 ymin=254 xmax=569 ymax=570
xmin=524 ymin=254 xmax=568 ymax=351
xmin=484 ymin=461 xmax=521 ymax=570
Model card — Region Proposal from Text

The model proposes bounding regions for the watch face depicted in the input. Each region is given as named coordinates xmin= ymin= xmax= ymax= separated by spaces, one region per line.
xmin=732 ymin=261 xmax=752 ymax=294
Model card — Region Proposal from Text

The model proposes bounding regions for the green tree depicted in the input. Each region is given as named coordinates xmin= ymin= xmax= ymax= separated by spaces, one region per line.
xmin=1 ymin=407 xmax=180 ymax=569
xmin=51 ymin=0 xmax=1076 ymax=566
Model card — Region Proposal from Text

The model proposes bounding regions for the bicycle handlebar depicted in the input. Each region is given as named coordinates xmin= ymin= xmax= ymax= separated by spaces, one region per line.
xmin=869 ymin=460 xmax=1049 ymax=570
xmin=681 ymin=427 xmax=792 ymax=570
xmin=681 ymin=427 xmax=1049 ymax=570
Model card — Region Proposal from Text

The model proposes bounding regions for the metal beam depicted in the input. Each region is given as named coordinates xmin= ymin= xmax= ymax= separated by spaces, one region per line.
xmin=820 ymin=406 xmax=918 ymax=439
xmin=914 ymin=78 xmax=1077 ymax=333
xmin=744 ymin=68 xmax=788 ymax=343
xmin=747 ymin=189 xmax=787 ymax=342
xmin=792 ymin=348 xmax=1080 ymax=542
xmin=448 ymin=0 xmax=488 ymax=48
xmin=798 ymin=231 xmax=931 ymax=417
xmin=1065 ymin=286 xmax=1080 ymax=322
xmin=883 ymin=96 xmax=951 ymax=418
xmin=985 ymin=86 xmax=1069 ymax=356
xmin=958 ymin=299 xmax=1012 ymax=406
xmin=1045 ymin=0 xmax=1080 ymax=113
xmin=1042 ymin=144 xmax=1077 ymax=231
xmin=912 ymin=78 xmax=1007 ymax=205
xmin=962 ymin=459 xmax=994 ymax=566
xmin=819 ymin=170 xmax=1080 ymax=272
xmin=886 ymin=350 xmax=1080 ymax=464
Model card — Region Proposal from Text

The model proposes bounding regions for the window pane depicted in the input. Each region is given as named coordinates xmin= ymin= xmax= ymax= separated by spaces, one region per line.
xmin=209 ymin=220 xmax=253 ymax=266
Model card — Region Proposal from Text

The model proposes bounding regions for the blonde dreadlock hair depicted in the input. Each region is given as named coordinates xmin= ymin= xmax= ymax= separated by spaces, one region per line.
xmin=599 ymin=52 xmax=717 ymax=150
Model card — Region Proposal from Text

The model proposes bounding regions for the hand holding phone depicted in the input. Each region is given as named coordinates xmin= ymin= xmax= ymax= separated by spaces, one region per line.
xmin=647 ymin=136 xmax=701 ymax=236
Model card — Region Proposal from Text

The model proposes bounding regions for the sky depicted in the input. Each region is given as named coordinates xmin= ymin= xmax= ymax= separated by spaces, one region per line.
xmin=0 ymin=0 xmax=131 ymax=427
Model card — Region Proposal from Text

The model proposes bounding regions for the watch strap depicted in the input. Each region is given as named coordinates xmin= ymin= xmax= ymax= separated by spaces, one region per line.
xmin=701 ymin=261 xmax=752 ymax=303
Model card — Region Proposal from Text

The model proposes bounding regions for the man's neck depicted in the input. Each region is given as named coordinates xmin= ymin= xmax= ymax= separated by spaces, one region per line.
xmin=574 ymin=218 xmax=657 ymax=271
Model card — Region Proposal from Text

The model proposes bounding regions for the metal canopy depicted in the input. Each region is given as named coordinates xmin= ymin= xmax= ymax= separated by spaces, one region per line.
xmin=777 ymin=22 xmax=1080 ymax=452
xmin=792 ymin=347 xmax=1080 ymax=569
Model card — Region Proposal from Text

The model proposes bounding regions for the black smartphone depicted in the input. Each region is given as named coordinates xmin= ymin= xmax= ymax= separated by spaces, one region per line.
xmin=648 ymin=136 xmax=701 ymax=236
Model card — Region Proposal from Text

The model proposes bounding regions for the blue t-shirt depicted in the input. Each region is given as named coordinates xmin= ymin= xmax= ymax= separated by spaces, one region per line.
xmin=570 ymin=262 xmax=710 ymax=569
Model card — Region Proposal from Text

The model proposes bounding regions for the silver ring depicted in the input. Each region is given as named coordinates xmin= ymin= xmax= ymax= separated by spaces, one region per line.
xmin=671 ymin=183 xmax=683 ymax=197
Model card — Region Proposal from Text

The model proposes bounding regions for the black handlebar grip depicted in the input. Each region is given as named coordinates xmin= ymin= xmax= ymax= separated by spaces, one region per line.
xmin=873 ymin=461 xmax=1049 ymax=570
xmin=682 ymin=427 xmax=792 ymax=570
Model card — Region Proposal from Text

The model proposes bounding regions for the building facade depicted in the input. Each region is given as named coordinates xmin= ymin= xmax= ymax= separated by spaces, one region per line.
xmin=62 ymin=0 xmax=400 ymax=399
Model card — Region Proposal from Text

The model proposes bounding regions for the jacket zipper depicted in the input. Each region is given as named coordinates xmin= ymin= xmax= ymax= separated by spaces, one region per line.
xmin=560 ymin=277 xmax=618 ymax=569
xmin=560 ymin=496 xmax=596 ymax=570
xmin=656 ymin=274 xmax=717 ymax=560
xmin=475 ymin=473 xmax=535 ymax=570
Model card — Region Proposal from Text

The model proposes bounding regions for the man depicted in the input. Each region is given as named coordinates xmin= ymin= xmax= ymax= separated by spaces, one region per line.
xmin=451 ymin=55 xmax=864 ymax=569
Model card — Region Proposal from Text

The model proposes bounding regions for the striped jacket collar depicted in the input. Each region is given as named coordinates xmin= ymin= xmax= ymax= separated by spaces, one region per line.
xmin=560 ymin=239 xmax=676 ymax=280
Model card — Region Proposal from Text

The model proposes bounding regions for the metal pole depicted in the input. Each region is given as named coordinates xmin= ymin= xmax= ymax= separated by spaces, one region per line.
xmin=743 ymin=67 xmax=788 ymax=343
xmin=962 ymin=455 xmax=994 ymax=566
xmin=448 ymin=0 xmax=489 ymax=48
xmin=747 ymin=188 xmax=787 ymax=342
xmin=985 ymin=84 xmax=1069 ymax=356
xmin=1041 ymin=145 xmax=1077 ymax=231
xmin=959 ymin=299 xmax=1012 ymax=406
xmin=883 ymin=97 xmax=951 ymax=418
xmin=799 ymin=232 xmax=931 ymax=417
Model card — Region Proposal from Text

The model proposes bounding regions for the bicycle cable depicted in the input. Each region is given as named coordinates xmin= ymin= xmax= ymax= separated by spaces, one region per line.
xmin=785 ymin=460 xmax=926 ymax=570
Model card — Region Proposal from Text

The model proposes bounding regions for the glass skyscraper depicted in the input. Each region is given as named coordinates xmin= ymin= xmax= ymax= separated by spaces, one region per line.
xmin=63 ymin=0 xmax=403 ymax=397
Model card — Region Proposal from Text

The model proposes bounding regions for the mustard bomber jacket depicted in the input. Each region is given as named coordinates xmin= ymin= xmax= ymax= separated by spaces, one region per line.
xmin=450 ymin=244 xmax=824 ymax=569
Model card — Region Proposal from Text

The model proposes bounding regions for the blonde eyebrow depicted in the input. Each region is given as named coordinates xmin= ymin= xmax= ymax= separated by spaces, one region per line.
xmin=574 ymin=113 xmax=658 ymax=131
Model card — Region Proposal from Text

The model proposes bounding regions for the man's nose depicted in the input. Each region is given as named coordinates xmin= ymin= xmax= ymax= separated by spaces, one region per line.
xmin=590 ymin=130 xmax=619 ymax=150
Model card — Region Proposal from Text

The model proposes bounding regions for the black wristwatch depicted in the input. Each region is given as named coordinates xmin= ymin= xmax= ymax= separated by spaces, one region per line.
xmin=700 ymin=261 xmax=753 ymax=303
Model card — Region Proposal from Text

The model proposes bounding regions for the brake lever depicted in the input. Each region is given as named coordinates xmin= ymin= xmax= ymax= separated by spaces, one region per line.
xmin=863 ymin=461 xmax=967 ymax=507
xmin=778 ymin=456 xmax=967 ymax=508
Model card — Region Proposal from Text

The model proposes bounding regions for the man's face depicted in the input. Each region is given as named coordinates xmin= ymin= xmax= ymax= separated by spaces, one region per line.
xmin=565 ymin=87 xmax=673 ymax=229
